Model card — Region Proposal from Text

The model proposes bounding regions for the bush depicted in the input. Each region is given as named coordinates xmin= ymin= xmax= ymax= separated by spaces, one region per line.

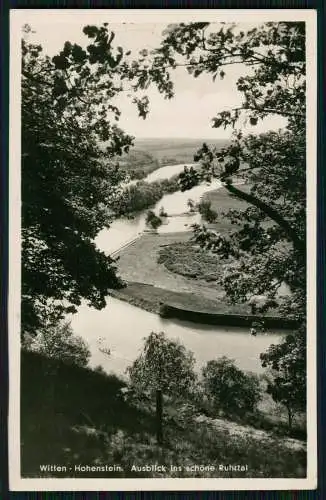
xmin=145 ymin=210 xmax=162 ymax=230
xmin=187 ymin=198 xmax=196 ymax=212
xmin=202 ymin=356 xmax=262 ymax=417
xmin=93 ymin=364 xmax=107 ymax=375
xmin=197 ymin=199 xmax=217 ymax=223
xmin=157 ymin=241 xmax=222 ymax=281
xmin=28 ymin=321 xmax=91 ymax=368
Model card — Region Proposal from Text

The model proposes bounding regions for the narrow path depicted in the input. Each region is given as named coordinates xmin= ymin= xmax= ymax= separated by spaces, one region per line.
xmin=111 ymin=233 xmax=142 ymax=258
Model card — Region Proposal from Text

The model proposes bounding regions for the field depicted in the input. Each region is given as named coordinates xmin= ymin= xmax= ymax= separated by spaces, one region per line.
xmin=204 ymin=185 xmax=251 ymax=219
xmin=115 ymin=232 xmax=226 ymax=303
xmin=113 ymin=188 xmax=256 ymax=315
xmin=134 ymin=137 xmax=230 ymax=165
xmin=99 ymin=137 xmax=230 ymax=180
xmin=21 ymin=350 xmax=306 ymax=479
xmin=109 ymin=281 xmax=250 ymax=316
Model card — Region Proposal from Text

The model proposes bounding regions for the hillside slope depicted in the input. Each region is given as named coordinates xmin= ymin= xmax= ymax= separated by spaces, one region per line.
xmin=21 ymin=350 xmax=306 ymax=479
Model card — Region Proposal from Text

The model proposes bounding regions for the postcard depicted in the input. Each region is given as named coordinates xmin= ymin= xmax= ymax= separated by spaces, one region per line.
xmin=8 ymin=8 xmax=317 ymax=491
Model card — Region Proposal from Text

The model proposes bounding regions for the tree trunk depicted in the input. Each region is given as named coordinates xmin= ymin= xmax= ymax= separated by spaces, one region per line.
xmin=223 ymin=182 xmax=305 ymax=255
xmin=287 ymin=406 xmax=293 ymax=430
xmin=156 ymin=389 xmax=163 ymax=445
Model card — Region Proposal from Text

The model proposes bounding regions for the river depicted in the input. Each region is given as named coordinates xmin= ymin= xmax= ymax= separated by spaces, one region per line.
xmin=94 ymin=163 xmax=221 ymax=254
xmin=71 ymin=163 xmax=283 ymax=377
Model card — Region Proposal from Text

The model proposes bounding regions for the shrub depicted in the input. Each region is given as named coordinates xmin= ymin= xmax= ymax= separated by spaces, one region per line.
xmin=145 ymin=210 xmax=162 ymax=230
xmin=197 ymin=199 xmax=217 ymax=223
xmin=187 ymin=198 xmax=196 ymax=212
xmin=202 ymin=356 xmax=262 ymax=417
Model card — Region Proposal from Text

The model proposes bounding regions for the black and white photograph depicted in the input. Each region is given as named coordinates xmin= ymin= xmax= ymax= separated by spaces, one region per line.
xmin=9 ymin=8 xmax=317 ymax=491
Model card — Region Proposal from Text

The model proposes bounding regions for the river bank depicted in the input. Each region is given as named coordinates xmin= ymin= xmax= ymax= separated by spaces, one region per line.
xmin=108 ymin=281 xmax=246 ymax=317
xmin=73 ymin=162 xmax=286 ymax=378
xmin=108 ymin=282 xmax=296 ymax=330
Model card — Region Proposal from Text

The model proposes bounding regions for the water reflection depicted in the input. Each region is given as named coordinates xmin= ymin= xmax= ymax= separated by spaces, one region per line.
xmin=71 ymin=297 xmax=283 ymax=377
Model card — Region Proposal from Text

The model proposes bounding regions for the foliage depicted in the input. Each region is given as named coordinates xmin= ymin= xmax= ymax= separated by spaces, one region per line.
xmin=187 ymin=199 xmax=196 ymax=212
xmin=145 ymin=211 xmax=163 ymax=230
xmin=202 ymin=357 xmax=262 ymax=417
xmin=197 ymin=199 xmax=217 ymax=223
xmin=22 ymin=350 xmax=306 ymax=479
xmin=135 ymin=22 xmax=307 ymax=425
xmin=127 ymin=331 xmax=196 ymax=397
xmin=260 ymin=328 xmax=306 ymax=428
xmin=159 ymin=206 xmax=168 ymax=217
xmin=178 ymin=166 xmax=200 ymax=191
xmin=117 ymin=176 xmax=179 ymax=216
xmin=136 ymin=21 xmax=306 ymax=320
xmin=248 ymin=295 xmax=278 ymax=314
xmin=22 ymin=24 xmax=153 ymax=333
xmin=93 ymin=364 xmax=107 ymax=375
xmin=27 ymin=321 xmax=91 ymax=367
xmin=158 ymin=241 xmax=222 ymax=281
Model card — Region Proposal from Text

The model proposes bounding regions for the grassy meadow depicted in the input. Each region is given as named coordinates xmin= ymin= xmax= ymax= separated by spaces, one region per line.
xmin=112 ymin=187 xmax=282 ymax=317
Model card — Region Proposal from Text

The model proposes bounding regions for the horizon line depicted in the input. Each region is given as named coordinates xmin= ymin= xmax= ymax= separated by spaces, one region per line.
xmin=133 ymin=136 xmax=230 ymax=141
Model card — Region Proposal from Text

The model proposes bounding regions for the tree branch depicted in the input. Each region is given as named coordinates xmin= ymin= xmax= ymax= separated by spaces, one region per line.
xmin=236 ymin=105 xmax=304 ymax=118
xmin=223 ymin=182 xmax=305 ymax=253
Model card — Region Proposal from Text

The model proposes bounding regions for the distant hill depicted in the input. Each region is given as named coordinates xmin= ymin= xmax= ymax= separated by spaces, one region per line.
xmin=98 ymin=137 xmax=230 ymax=180
xmin=134 ymin=137 xmax=230 ymax=165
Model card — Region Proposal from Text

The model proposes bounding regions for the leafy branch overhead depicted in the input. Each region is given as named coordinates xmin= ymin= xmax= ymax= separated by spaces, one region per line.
xmin=21 ymin=24 xmax=156 ymax=333
xmin=135 ymin=21 xmax=307 ymax=416
xmin=134 ymin=22 xmax=306 ymax=316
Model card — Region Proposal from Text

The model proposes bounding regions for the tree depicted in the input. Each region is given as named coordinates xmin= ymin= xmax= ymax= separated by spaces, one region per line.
xmin=202 ymin=357 xmax=262 ymax=417
xmin=21 ymin=24 xmax=149 ymax=334
xmin=27 ymin=321 xmax=91 ymax=368
xmin=260 ymin=328 xmax=306 ymax=429
xmin=145 ymin=210 xmax=162 ymax=230
xmin=187 ymin=199 xmax=196 ymax=213
xmin=132 ymin=21 xmax=305 ymax=319
xmin=132 ymin=22 xmax=306 ymax=417
xmin=197 ymin=199 xmax=217 ymax=223
xmin=248 ymin=295 xmax=278 ymax=315
xmin=127 ymin=332 xmax=196 ymax=443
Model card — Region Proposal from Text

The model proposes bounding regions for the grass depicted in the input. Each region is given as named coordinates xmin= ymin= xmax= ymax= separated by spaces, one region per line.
xmin=113 ymin=209 xmax=281 ymax=318
xmin=112 ymin=186 xmax=286 ymax=318
xmin=21 ymin=350 xmax=306 ymax=478
xmin=115 ymin=232 xmax=227 ymax=304
xmin=109 ymin=281 xmax=250 ymax=316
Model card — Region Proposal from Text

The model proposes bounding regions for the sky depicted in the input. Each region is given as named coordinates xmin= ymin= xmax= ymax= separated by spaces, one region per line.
xmin=20 ymin=13 xmax=287 ymax=139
